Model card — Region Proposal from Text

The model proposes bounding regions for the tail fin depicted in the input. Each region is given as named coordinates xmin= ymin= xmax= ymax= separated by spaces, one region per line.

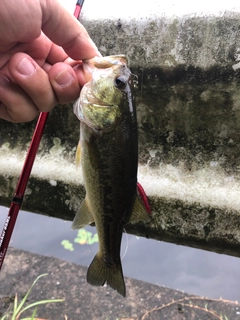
xmin=87 ymin=253 xmax=126 ymax=297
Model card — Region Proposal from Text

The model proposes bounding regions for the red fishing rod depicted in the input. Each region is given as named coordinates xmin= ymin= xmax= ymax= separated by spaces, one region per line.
xmin=0 ymin=0 xmax=84 ymax=270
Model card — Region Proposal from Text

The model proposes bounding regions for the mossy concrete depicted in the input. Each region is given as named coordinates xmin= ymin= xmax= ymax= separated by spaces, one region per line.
xmin=82 ymin=12 xmax=240 ymax=176
xmin=1 ymin=12 xmax=240 ymax=256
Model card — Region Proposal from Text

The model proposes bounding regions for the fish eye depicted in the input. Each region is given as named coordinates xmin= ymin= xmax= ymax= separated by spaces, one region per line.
xmin=114 ymin=76 xmax=126 ymax=89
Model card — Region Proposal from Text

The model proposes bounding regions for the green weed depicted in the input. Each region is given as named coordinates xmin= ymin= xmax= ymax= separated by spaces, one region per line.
xmin=1 ymin=274 xmax=64 ymax=320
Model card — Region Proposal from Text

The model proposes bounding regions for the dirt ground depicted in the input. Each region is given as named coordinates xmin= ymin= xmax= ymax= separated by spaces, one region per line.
xmin=0 ymin=247 xmax=239 ymax=320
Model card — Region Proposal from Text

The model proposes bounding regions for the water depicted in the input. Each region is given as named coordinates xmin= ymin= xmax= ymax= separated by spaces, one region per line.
xmin=0 ymin=205 xmax=240 ymax=302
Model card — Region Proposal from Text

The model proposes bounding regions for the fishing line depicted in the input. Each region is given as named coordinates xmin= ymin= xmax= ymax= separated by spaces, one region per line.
xmin=121 ymin=228 xmax=129 ymax=260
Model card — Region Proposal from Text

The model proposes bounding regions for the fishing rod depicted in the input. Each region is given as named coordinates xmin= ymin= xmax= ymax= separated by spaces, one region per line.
xmin=0 ymin=0 xmax=85 ymax=271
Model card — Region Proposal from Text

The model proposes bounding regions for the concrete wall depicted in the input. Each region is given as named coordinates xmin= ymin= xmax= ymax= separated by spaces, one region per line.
xmin=1 ymin=7 xmax=240 ymax=256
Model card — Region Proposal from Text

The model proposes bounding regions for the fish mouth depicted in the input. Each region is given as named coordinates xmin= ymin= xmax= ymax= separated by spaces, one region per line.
xmin=83 ymin=55 xmax=128 ymax=77
xmin=74 ymin=55 xmax=129 ymax=131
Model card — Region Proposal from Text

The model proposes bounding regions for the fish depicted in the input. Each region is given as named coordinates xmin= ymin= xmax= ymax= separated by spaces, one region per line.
xmin=72 ymin=55 xmax=150 ymax=297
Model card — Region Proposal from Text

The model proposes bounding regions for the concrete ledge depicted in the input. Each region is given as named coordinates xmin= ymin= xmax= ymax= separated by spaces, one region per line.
xmin=1 ymin=248 xmax=238 ymax=319
xmin=1 ymin=10 xmax=240 ymax=256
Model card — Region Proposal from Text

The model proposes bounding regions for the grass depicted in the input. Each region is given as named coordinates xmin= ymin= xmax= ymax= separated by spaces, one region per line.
xmin=1 ymin=274 xmax=64 ymax=320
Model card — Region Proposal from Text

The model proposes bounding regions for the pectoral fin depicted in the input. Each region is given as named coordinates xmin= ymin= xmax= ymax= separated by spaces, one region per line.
xmin=72 ymin=198 xmax=95 ymax=229
xmin=129 ymin=193 xmax=151 ymax=223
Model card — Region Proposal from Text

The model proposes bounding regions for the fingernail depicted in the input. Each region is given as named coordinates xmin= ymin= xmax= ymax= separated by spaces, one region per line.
xmin=17 ymin=58 xmax=36 ymax=76
xmin=55 ymin=69 xmax=74 ymax=87
xmin=0 ymin=73 xmax=10 ymax=87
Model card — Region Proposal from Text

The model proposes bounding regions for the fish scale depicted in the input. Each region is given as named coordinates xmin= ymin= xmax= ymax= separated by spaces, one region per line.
xmin=72 ymin=55 xmax=150 ymax=297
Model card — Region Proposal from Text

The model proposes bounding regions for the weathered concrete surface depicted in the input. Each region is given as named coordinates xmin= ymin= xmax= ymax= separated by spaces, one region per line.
xmin=82 ymin=12 xmax=240 ymax=176
xmin=1 ymin=11 xmax=240 ymax=256
xmin=0 ymin=247 xmax=239 ymax=319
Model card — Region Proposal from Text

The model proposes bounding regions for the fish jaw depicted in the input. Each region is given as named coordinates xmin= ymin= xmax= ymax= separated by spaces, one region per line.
xmin=73 ymin=55 xmax=132 ymax=132
xmin=82 ymin=55 xmax=128 ymax=80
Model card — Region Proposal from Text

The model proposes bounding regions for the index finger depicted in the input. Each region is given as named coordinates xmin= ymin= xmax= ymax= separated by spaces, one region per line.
xmin=40 ymin=0 xmax=100 ymax=60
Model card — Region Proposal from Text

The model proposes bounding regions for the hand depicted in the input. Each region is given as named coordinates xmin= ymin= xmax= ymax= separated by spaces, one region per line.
xmin=0 ymin=0 xmax=100 ymax=122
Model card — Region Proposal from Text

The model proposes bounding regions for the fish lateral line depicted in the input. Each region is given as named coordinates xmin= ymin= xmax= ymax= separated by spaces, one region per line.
xmin=72 ymin=188 xmax=150 ymax=231
xmin=75 ymin=139 xmax=81 ymax=167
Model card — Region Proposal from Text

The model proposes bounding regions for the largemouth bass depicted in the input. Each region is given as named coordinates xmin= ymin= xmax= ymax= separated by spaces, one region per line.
xmin=72 ymin=55 xmax=150 ymax=297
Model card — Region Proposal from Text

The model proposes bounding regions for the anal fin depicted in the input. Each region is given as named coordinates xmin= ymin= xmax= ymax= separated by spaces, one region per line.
xmin=72 ymin=198 xmax=95 ymax=229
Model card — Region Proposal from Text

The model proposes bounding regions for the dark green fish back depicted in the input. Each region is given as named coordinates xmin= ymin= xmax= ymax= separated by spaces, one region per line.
xmin=72 ymin=55 xmax=150 ymax=297
xmin=79 ymin=93 xmax=137 ymax=297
